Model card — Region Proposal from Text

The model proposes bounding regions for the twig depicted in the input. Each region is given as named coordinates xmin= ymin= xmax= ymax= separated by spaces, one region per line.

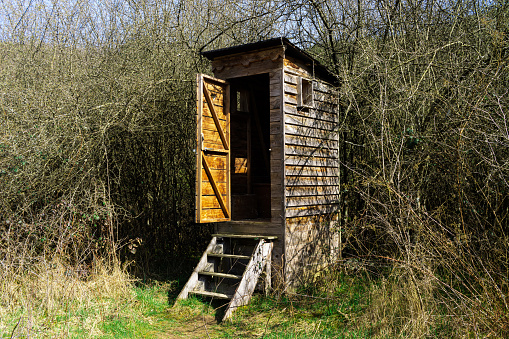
xmin=260 ymin=305 xmax=275 ymax=338
xmin=285 ymin=292 xmax=336 ymax=301
xmin=10 ymin=316 xmax=22 ymax=339
xmin=202 ymin=314 xmax=211 ymax=339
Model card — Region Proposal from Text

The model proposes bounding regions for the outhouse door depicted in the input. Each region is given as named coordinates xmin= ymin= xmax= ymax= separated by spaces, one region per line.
xmin=195 ymin=74 xmax=231 ymax=223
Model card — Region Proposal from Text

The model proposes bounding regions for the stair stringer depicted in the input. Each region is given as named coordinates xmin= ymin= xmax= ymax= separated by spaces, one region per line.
xmin=176 ymin=237 xmax=217 ymax=301
xmin=222 ymin=239 xmax=273 ymax=321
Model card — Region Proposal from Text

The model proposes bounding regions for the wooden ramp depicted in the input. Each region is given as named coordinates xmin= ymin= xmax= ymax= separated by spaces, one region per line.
xmin=176 ymin=234 xmax=276 ymax=322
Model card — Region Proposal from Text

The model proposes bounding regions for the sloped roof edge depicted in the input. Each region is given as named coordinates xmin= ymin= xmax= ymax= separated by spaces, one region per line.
xmin=201 ymin=37 xmax=338 ymax=86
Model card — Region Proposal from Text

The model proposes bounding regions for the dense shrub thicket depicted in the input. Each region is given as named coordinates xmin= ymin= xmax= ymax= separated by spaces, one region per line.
xmin=0 ymin=40 xmax=211 ymax=273
xmin=0 ymin=0 xmax=283 ymax=272
xmin=317 ymin=2 xmax=509 ymax=335
xmin=304 ymin=3 xmax=509 ymax=334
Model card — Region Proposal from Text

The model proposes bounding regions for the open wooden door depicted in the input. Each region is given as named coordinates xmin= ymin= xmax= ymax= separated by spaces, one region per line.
xmin=196 ymin=74 xmax=231 ymax=223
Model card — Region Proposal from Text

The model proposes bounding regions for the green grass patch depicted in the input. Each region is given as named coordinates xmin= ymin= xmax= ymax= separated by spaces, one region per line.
xmin=217 ymin=273 xmax=373 ymax=339
xmin=3 ymin=269 xmax=499 ymax=338
xmin=60 ymin=273 xmax=373 ymax=338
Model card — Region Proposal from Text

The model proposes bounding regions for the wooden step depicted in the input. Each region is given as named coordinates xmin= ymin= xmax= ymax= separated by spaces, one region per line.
xmin=203 ymin=262 xmax=215 ymax=272
xmin=199 ymin=271 xmax=242 ymax=279
xmin=176 ymin=236 xmax=274 ymax=322
xmin=210 ymin=244 xmax=224 ymax=254
xmin=212 ymin=233 xmax=278 ymax=240
xmin=190 ymin=290 xmax=232 ymax=300
xmin=208 ymin=253 xmax=250 ymax=260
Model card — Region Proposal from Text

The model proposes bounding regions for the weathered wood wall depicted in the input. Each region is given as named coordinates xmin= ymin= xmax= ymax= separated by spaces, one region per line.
xmin=206 ymin=45 xmax=341 ymax=288
xmin=211 ymin=47 xmax=286 ymax=273
xmin=282 ymin=56 xmax=340 ymax=286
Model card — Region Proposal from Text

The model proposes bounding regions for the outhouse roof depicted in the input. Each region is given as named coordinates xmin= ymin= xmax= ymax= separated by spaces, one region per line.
xmin=201 ymin=37 xmax=338 ymax=86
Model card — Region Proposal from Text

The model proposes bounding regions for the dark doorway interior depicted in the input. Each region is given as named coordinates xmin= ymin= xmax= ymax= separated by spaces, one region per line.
xmin=229 ymin=73 xmax=271 ymax=220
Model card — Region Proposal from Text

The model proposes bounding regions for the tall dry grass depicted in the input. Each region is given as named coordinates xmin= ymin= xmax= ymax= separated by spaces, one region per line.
xmin=0 ymin=256 xmax=133 ymax=337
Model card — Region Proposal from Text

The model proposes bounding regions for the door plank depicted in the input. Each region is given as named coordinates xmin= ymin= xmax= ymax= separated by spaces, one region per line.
xmin=203 ymin=83 xmax=229 ymax=151
xmin=203 ymin=155 xmax=230 ymax=218
xmin=196 ymin=74 xmax=231 ymax=223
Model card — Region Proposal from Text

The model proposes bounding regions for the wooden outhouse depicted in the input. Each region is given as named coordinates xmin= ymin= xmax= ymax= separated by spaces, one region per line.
xmin=178 ymin=38 xmax=340 ymax=320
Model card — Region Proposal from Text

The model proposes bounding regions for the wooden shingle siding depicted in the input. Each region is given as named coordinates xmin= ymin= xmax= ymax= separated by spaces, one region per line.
xmin=286 ymin=195 xmax=339 ymax=207
xmin=285 ymin=175 xmax=339 ymax=186
xmin=283 ymin=63 xmax=339 ymax=221
xmin=285 ymin=145 xmax=338 ymax=158
xmin=282 ymin=54 xmax=339 ymax=286
xmin=285 ymin=125 xmax=337 ymax=140
xmin=286 ymin=185 xmax=340 ymax=197
xmin=211 ymin=48 xmax=284 ymax=80
xmin=286 ymin=165 xmax=338 ymax=176
xmin=285 ymin=115 xmax=337 ymax=131
xmin=286 ymin=206 xmax=338 ymax=219
xmin=285 ymin=156 xmax=338 ymax=167
xmin=285 ymin=135 xmax=338 ymax=148
xmin=284 ymin=104 xmax=337 ymax=122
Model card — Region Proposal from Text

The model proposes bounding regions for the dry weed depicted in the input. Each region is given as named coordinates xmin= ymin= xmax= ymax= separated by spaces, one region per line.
xmin=0 ymin=257 xmax=133 ymax=337
xmin=359 ymin=268 xmax=436 ymax=338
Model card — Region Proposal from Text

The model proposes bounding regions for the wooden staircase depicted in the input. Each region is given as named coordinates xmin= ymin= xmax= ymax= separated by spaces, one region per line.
xmin=176 ymin=234 xmax=276 ymax=321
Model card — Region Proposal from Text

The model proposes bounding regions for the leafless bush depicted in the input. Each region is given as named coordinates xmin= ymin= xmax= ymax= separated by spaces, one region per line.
xmin=298 ymin=0 xmax=509 ymax=335
xmin=0 ymin=0 xmax=268 ymax=332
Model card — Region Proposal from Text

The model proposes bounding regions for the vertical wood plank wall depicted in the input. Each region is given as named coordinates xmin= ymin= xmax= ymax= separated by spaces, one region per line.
xmin=282 ymin=56 xmax=340 ymax=287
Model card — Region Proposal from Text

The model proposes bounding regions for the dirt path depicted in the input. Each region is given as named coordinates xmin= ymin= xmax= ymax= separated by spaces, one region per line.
xmin=159 ymin=314 xmax=220 ymax=338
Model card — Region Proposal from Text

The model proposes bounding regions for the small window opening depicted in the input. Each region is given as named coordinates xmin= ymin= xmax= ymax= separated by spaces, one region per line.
xmin=298 ymin=77 xmax=313 ymax=108
xmin=236 ymin=89 xmax=250 ymax=112
xmin=234 ymin=157 xmax=248 ymax=174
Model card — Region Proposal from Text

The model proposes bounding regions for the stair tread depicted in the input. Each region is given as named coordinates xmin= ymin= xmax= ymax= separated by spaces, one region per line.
xmin=213 ymin=233 xmax=278 ymax=240
xmin=208 ymin=253 xmax=250 ymax=260
xmin=199 ymin=271 xmax=242 ymax=279
xmin=190 ymin=290 xmax=232 ymax=299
